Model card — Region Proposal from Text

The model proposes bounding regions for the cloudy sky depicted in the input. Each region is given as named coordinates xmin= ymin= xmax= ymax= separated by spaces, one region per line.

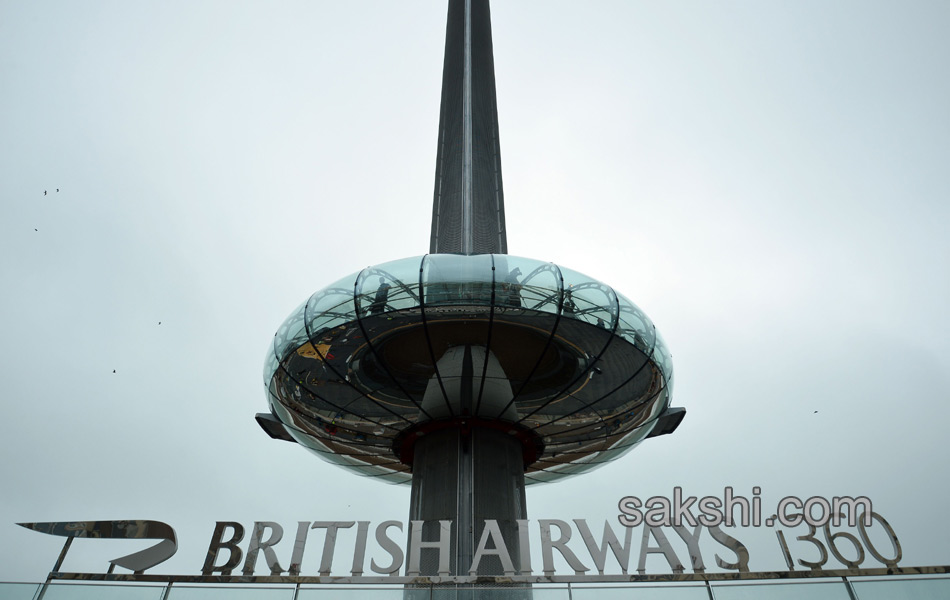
xmin=1 ymin=0 xmax=948 ymax=583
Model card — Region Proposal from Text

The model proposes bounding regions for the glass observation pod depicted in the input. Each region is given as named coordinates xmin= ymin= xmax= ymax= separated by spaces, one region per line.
xmin=262 ymin=254 xmax=677 ymax=485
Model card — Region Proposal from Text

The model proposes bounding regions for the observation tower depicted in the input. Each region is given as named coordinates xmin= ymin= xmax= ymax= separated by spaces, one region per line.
xmin=258 ymin=0 xmax=685 ymax=579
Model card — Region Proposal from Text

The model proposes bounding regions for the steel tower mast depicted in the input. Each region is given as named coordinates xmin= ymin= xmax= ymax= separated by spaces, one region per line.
xmin=430 ymin=0 xmax=507 ymax=256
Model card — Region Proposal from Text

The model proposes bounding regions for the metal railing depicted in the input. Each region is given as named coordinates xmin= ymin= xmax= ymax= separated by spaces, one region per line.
xmin=4 ymin=567 xmax=949 ymax=600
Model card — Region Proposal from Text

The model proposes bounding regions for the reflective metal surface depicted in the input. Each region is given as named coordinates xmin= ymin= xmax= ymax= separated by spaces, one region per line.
xmin=263 ymin=254 xmax=679 ymax=484
xmin=18 ymin=521 xmax=177 ymax=573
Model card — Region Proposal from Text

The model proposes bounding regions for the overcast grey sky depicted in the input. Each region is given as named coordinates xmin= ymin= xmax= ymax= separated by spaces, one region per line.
xmin=1 ymin=0 xmax=949 ymax=582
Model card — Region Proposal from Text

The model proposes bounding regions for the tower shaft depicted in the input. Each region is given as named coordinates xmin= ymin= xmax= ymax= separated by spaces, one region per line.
xmin=410 ymin=427 xmax=526 ymax=576
xmin=412 ymin=1 xmax=524 ymax=579
xmin=430 ymin=0 xmax=507 ymax=255
xmin=409 ymin=345 xmax=527 ymax=578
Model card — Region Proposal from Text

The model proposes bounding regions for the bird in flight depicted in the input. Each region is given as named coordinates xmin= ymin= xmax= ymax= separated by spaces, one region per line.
xmin=44 ymin=191 xmax=47 ymax=196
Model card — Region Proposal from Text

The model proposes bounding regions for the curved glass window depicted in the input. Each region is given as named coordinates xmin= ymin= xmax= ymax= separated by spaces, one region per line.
xmin=271 ymin=299 xmax=309 ymax=375
xmin=355 ymin=256 xmax=422 ymax=316
xmin=264 ymin=253 xmax=675 ymax=485
xmin=305 ymin=297 xmax=357 ymax=344
xmin=557 ymin=265 xmax=619 ymax=330
xmin=422 ymin=254 xmax=494 ymax=306
xmin=492 ymin=256 xmax=561 ymax=315
xmin=616 ymin=292 xmax=656 ymax=355
xmin=652 ymin=330 xmax=674 ymax=387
